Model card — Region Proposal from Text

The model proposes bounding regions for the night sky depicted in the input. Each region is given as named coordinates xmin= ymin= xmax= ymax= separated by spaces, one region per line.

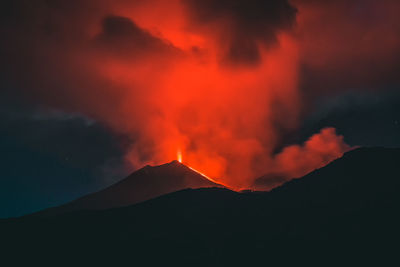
xmin=1 ymin=0 xmax=400 ymax=218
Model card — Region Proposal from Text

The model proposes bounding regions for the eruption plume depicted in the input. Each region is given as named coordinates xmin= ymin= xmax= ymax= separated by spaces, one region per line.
xmin=6 ymin=0 xmax=400 ymax=189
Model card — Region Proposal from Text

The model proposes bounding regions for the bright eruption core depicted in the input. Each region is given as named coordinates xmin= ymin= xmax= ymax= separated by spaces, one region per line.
xmin=177 ymin=150 xmax=183 ymax=164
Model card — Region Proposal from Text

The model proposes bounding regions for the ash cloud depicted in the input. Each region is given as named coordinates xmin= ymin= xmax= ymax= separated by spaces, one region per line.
xmin=94 ymin=15 xmax=180 ymax=59
xmin=183 ymin=0 xmax=297 ymax=65
xmin=1 ymin=0 xmax=399 ymax=192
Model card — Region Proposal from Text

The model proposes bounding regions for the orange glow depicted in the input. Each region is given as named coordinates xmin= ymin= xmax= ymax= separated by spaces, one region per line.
xmin=177 ymin=149 xmax=183 ymax=163
xmin=15 ymin=0 xmax=368 ymax=190
xmin=177 ymin=148 xmax=228 ymax=187
xmin=88 ymin=2 xmax=352 ymax=190
xmin=187 ymin=166 xmax=223 ymax=187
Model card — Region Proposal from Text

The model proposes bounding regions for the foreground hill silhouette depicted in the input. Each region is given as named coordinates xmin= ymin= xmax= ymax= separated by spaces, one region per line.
xmin=34 ymin=160 xmax=223 ymax=216
xmin=2 ymin=147 xmax=400 ymax=266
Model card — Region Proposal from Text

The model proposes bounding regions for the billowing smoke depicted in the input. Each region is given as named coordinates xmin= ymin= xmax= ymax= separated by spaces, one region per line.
xmin=182 ymin=0 xmax=297 ymax=65
xmin=2 ymin=0 xmax=398 ymax=190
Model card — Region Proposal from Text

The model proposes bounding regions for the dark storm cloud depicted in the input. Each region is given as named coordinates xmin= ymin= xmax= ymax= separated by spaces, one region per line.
xmin=0 ymin=0 xmax=96 ymax=105
xmin=94 ymin=15 xmax=180 ymax=59
xmin=184 ymin=0 xmax=297 ymax=37
xmin=0 ymin=100 xmax=130 ymax=218
xmin=293 ymin=0 xmax=400 ymax=105
xmin=298 ymin=89 xmax=400 ymax=149
xmin=183 ymin=0 xmax=297 ymax=65
xmin=0 ymin=89 xmax=129 ymax=179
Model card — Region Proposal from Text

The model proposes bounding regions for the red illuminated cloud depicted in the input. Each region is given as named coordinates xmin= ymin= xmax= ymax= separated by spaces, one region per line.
xmin=254 ymin=128 xmax=350 ymax=190
xmin=3 ymin=0 xmax=399 ymax=190
xmin=293 ymin=0 xmax=400 ymax=99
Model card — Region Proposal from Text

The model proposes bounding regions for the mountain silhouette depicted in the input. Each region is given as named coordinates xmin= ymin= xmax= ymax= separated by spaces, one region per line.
xmin=2 ymin=147 xmax=400 ymax=266
xmin=34 ymin=160 xmax=223 ymax=216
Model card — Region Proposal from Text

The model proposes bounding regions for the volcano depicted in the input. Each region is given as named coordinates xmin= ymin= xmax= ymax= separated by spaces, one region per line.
xmin=35 ymin=160 xmax=223 ymax=216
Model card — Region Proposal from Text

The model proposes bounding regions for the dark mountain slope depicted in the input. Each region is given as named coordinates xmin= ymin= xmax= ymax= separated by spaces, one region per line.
xmin=2 ymin=147 xmax=400 ymax=266
xmin=267 ymin=147 xmax=400 ymax=208
xmin=34 ymin=160 xmax=223 ymax=216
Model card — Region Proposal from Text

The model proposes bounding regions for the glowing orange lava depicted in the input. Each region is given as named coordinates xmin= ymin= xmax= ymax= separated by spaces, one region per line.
xmin=177 ymin=149 xmax=225 ymax=186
